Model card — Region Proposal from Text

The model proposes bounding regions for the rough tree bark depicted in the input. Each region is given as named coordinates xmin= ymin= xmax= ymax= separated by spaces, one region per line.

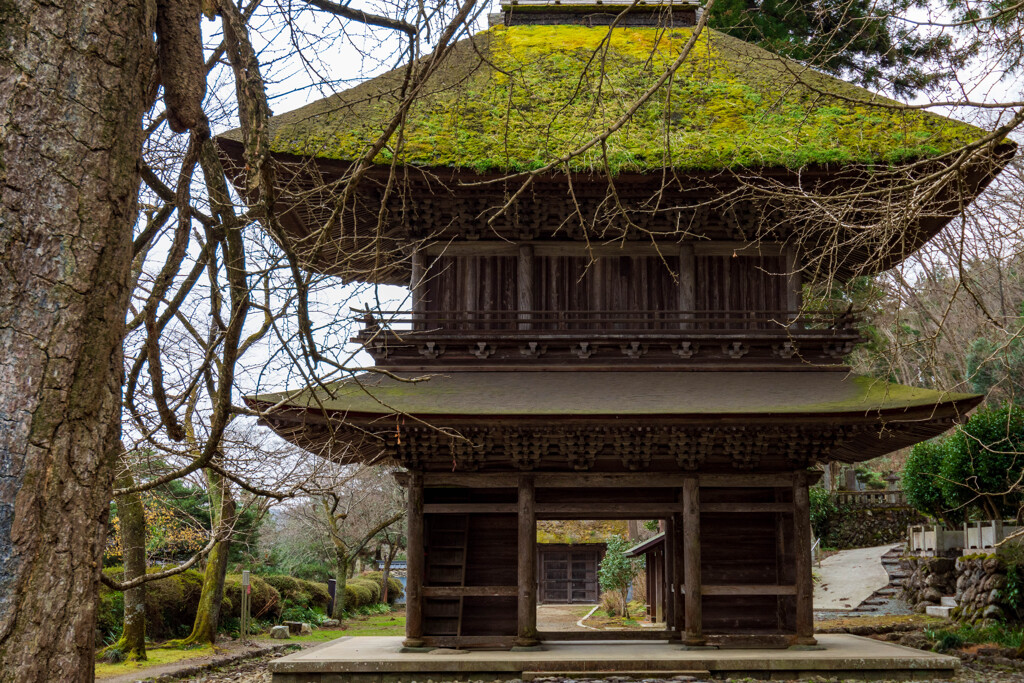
xmin=174 ymin=467 xmax=236 ymax=646
xmin=103 ymin=465 xmax=148 ymax=661
xmin=0 ymin=0 xmax=155 ymax=678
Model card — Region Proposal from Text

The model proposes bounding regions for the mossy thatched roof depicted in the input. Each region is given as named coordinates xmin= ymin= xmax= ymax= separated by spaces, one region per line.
xmin=254 ymin=24 xmax=988 ymax=173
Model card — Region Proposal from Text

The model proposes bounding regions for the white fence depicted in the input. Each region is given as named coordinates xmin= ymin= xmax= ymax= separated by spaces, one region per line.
xmin=908 ymin=520 xmax=1024 ymax=555
xmin=908 ymin=524 xmax=964 ymax=555
xmin=962 ymin=520 xmax=1022 ymax=553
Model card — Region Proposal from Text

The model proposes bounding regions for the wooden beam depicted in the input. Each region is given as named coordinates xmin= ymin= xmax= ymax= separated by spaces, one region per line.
xmin=692 ymin=241 xmax=785 ymax=257
xmin=423 ymin=503 xmax=518 ymax=514
xmin=681 ymin=477 xmax=704 ymax=646
xmin=700 ymin=503 xmax=793 ymax=513
xmin=538 ymin=503 xmax=680 ymax=518
xmin=793 ymin=471 xmax=817 ymax=646
xmin=700 ymin=585 xmax=797 ymax=596
xmin=421 ymin=472 xmax=801 ymax=489
xmin=698 ymin=473 xmax=796 ymax=488
xmin=517 ymin=474 xmax=539 ymax=647
xmin=422 ymin=585 xmax=518 ymax=598
xmin=518 ymin=244 xmax=534 ymax=331
xmin=403 ymin=472 xmax=424 ymax=648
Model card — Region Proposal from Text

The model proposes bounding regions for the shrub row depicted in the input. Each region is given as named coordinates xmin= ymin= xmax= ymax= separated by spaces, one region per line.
xmin=98 ymin=568 xmax=337 ymax=642
xmin=262 ymin=574 xmax=332 ymax=611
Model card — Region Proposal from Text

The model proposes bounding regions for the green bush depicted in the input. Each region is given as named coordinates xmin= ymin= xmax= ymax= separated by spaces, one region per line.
xmin=262 ymin=575 xmax=331 ymax=610
xmin=359 ymin=571 xmax=404 ymax=603
xmin=98 ymin=566 xmax=205 ymax=642
xmin=808 ymin=486 xmax=837 ymax=539
xmin=349 ymin=577 xmax=381 ymax=604
xmin=224 ymin=574 xmax=281 ymax=621
xmin=344 ymin=582 xmax=374 ymax=608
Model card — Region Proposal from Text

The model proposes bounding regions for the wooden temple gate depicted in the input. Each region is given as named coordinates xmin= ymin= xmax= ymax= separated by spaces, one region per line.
xmin=401 ymin=472 xmax=816 ymax=650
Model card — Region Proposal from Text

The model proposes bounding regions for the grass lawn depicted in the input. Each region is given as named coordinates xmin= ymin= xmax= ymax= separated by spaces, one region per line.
xmin=95 ymin=644 xmax=214 ymax=679
xmin=276 ymin=611 xmax=407 ymax=643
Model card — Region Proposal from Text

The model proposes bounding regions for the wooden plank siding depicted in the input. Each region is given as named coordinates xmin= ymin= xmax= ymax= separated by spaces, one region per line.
xmin=413 ymin=477 xmax=813 ymax=648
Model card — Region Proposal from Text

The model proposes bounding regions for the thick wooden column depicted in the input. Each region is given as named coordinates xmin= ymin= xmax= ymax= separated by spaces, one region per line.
xmin=518 ymin=244 xmax=534 ymax=330
xmin=681 ymin=477 xmax=705 ymax=646
xmin=403 ymin=473 xmax=425 ymax=647
xmin=516 ymin=474 xmax=539 ymax=647
xmin=793 ymin=471 xmax=817 ymax=646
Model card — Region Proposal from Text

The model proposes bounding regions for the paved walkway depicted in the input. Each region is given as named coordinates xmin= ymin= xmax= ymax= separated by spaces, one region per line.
xmin=814 ymin=544 xmax=898 ymax=611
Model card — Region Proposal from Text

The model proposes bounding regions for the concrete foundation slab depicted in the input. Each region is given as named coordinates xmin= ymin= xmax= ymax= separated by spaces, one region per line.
xmin=269 ymin=635 xmax=958 ymax=682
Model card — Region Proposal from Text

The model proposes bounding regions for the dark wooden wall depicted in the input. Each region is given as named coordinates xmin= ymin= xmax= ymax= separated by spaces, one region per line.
xmin=696 ymin=254 xmax=787 ymax=316
xmin=699 ymin=486 xmax=795 ymax=634
xmin=423 ymin=252 xmax=789 ymax=323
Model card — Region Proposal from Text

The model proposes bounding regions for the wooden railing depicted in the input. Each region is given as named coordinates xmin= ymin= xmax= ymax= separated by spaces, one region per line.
xmin=355 ymin=309 xmax=859 ymax=336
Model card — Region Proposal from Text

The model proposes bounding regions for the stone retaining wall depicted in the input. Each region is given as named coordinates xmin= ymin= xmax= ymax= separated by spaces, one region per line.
xmin=901 ymin=552 xmax=1024 ymax=623
xmin=953 ymin=555 xmax=1015 ymax=623
xmin=826 ymin=505 xmax=928 ymax=549
xmin=901 ymin=556 xmax=956 ymax=610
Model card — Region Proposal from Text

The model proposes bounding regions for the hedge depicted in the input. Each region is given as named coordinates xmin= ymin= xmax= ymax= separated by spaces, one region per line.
xmin=262 ymin=575 xmax=331 ymax=611
xmin=98 ymin=568 xmax=283 ymax=642
xmin=359 ymin=571 xmax=404 ymax=603
xmin=224 ymin=574 xmax=282 ymax=621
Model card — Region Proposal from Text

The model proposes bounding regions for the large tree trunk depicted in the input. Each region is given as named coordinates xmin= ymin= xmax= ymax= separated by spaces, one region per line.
xmin=104 ymin=465 xmax=148 ymax=660
xmin=0 ymin=0 xmax=154 ymax=677
xmin=332 ymin=555 xmax=350 ymax=621
xmin=174 ymin=468 xmax=235 ymax=646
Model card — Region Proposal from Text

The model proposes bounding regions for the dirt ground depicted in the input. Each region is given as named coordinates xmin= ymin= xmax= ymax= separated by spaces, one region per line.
xmin=536 ymin=604 xmax=597 ymax=631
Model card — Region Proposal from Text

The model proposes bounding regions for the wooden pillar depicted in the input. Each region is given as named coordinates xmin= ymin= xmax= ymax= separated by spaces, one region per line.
xmin=516 ymin=474 xmax=538 ymax=647
xmin=518 ymin=244 xmax=534 ymax=330
xmin=681 ymin=476 xmax=705 ymax=646
xmin=403 ymin=472 xmax=425 ymax=647
xmin=664 ymin=516 xmax=677 ymax=635
xmin=679 ymin=243 xmax=695 ymax=328
xmin=793 ymin=471 xmax=817 ymax=646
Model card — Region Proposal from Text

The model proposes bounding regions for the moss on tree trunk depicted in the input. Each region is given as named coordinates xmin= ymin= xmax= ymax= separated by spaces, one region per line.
xmin=102 ymin=465 xmax=148 ymax=661
xmin=172 ymin=468 xmax=236 ymax=647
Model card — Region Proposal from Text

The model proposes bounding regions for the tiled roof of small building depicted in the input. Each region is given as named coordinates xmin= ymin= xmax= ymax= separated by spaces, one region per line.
xmin=247 ymin=24 xmax=988 ymax=173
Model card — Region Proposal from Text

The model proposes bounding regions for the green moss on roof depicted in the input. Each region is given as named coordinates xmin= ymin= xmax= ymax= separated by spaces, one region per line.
xmin=256 ymin=24 xmax=985 ymax=174
xmin=247 ymin=371 xmax=979 ymax=417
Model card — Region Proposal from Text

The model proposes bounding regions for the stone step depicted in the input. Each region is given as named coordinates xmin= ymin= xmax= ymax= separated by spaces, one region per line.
xmin=925 ymin=605 xmax=954 ymax=618
xmin=941 ymin=596 xmax=958 ymax=607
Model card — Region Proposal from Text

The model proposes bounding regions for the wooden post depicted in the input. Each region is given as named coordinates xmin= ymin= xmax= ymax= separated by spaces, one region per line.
xmin=664 ymin=516 xmax=676 ymax=635
xmin=403 ymin=472 xmax=425 ymax=647
xmin=793 ymin=471 xmax=817 ymax=646
xmin=679 ymin=243 xmax=695 ymax=329
xmin=518 ymin=244 xmax=534 ymax=330
xmin=516 ymin=474 xmax=539 ymax=647
xmin=681 ymin=477 xmax=705 ymax=646
xmin=407 ymin=250 xmax=423 ymax=331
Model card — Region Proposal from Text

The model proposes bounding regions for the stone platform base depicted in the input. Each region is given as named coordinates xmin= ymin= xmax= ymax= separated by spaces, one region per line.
xmin=269 ymin=635 xmax=957 ymax=682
